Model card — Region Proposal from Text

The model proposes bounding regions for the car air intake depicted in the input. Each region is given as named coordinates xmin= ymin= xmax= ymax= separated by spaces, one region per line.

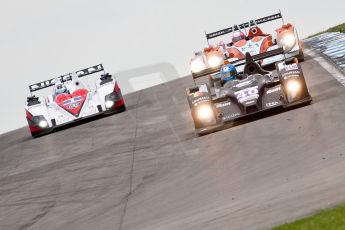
xmin=246 ymin=105 xmax=258 ymax=114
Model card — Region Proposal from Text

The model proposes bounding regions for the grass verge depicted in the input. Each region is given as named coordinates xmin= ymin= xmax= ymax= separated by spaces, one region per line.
xmin=307 ymin=23 xmax=345 ymax=38
xmin=272 ymin=204 xmax=345 ymax=230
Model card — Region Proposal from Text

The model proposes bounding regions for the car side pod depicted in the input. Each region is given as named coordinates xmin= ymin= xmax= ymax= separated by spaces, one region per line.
xmin=276 ymin=59 xmax=311 ymax=105
xmin=26 ymin=96 xmax=53 ymax=138
xmin=186 ymin=84 xmax=217 ymax=134
xmin=103 ymin=79 xmax=126 ymax=115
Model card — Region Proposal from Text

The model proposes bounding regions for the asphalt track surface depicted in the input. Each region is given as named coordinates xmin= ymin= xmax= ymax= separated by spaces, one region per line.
xmin=2 ymin=50 xmax=345 ymax=230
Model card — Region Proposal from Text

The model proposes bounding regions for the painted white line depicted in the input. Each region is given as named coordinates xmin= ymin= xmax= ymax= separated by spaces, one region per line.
xmin=304 ymin=48 xmax=345 ymax=87
xmin=325 ymin=49 xmax=345 ymax=56
xmin=325 ymin=46 xmax=345 ymax=54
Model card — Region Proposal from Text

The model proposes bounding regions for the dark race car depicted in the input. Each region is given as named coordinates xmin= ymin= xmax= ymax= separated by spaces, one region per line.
xmin=186 ymin=50 xmax=312 ymax=135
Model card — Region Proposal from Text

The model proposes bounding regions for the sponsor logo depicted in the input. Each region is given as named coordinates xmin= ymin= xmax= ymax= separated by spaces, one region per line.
xmin=266 ymin=86 xmax=281 ymax=94
xmin=266 ymin=101 xmax=279 ymax=107
xmin=208 ymin=28 xmax=232 ymax=38
xmin=192 ymin=96 xmax=210 ymax=105
xmin=222 ymin=112 xmax=241 ymax=121
xmin=256 ymin=14 xmax=281 ymax=24
xmin=216 ymin=102 xmax=231 ymax=108
xmin=63 ymin=96 xmax=82 ymax=105
xmin=29 ymin=64 xmax=104 ymax=92
xmin=68 ymin=102 xmax=81 ymax=109
xmin=208 ymin=14 xmax=281 ymax=39
xmin=282 ymin=70 xmax=301 ymax=79
xmin=63 ymin=96 xmax=83 ymax=109
xmin=245 ymin=100 xmax=255 ymax=105
xmin=241 ymin=42 xmax=260 ymax=54
xmin=75 ymin=65 xmax=103 ymax=77
xmin=284 ymin=63 xmax=298 ymax=71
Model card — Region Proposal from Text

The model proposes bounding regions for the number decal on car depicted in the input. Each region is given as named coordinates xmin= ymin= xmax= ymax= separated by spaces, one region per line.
xmin=234 ymin=86 xmax=259 ymax=103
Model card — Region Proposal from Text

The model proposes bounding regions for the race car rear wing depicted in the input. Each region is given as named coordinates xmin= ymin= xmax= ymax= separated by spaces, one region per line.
xmin=29 ymin=64 xmax=104 ymax=92
xmin=192 ymin=48 xmax=285 ymax=79
xmin=205 ymin=11 xmax=284 ymax=40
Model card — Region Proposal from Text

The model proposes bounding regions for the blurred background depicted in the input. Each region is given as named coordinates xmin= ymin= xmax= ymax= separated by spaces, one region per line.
xmin=1 ymin=0 xmax=344 ymax=134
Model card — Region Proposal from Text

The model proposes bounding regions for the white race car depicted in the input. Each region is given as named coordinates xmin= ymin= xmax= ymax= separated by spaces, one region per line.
xmin=25 ymin=64 xmax=126 ymax=137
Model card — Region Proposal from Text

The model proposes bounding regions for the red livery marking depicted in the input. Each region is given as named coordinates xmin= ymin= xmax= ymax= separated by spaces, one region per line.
xmin=114 ymin=82 xmax=120 ymax=94
xmin=251 ymin=36 xmax=263 ymax=43
xmin=55 ymin=89 xmax=89 ymax=116
xmin=114 ymin=99 xmax=125 ymax=108
xmin=233 ymin=40 xmax=247 ymax=47
xmin=26 ymin=110 xmax=33 ymax=120
xmin=29 ymin=125 xmax=41 ymax=132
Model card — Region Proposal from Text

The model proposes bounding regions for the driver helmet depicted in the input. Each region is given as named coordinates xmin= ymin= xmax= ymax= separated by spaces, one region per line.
xmin=55 ymin=83 xmax=67 ymax=95
xmin=232 ymin=31 xmax=246 ymax=43
xmin=220 ymin=64 xmax=238 ymax=83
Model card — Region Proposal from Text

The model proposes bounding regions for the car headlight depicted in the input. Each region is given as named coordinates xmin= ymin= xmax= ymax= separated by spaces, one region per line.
xmin=196 ymin=104 xmax=214 ymax=123
xmin=38 ymin=120 xmax=48 ymax=128
xmin=31 ymin=115 xmax=49 ymax=128
xmin=208 ymin=55 xmax=224 ymax=68
xmin=105 ymin=100 xmax=115 ymax=109
xmin=191 ymin=58 xmax=206 ymax=73
xmin=279 ymin=33 xmax=296 ymax=52
xmin=286 ymin=80 xmax=301 ymax=101
xmin=105 ymin=92 xmax=118 ymax=109
xmin=287 ymin=80 xmax=301 ymax=93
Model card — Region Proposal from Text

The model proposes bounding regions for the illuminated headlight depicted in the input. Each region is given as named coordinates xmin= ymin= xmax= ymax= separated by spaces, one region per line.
xmin=287 ymin=80 xmax=301 ymax=93
xmin=105 ymin=92 xmax=119 ymax=109
xmin=208 ymin=55 xmax=223 ymax=68
xmin=279 ymin=33 xmax=296 ymax=52
xmin=32 ymin=115 xmax=49 ymax=128
xmin=286 ymin=80 xmax=301 ymax=101
xmin=191 ymin=58 xmax=206 ymax=73
xmin=105 ymin=100 xmax=115 ymax=109
xmin=196 ymin=104 xmax=214 ymax=123
xmin=38 ymin=120 xmax=48 ymax=128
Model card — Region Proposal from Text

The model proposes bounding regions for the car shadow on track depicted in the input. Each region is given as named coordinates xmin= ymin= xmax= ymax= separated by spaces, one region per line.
xmin=30 ymin=108 xmax=128 ymax=139
xmin=308 ymin=79 xmax=345 ymax=104
xmin=198 ymin=101 xmax=312 ymax=137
